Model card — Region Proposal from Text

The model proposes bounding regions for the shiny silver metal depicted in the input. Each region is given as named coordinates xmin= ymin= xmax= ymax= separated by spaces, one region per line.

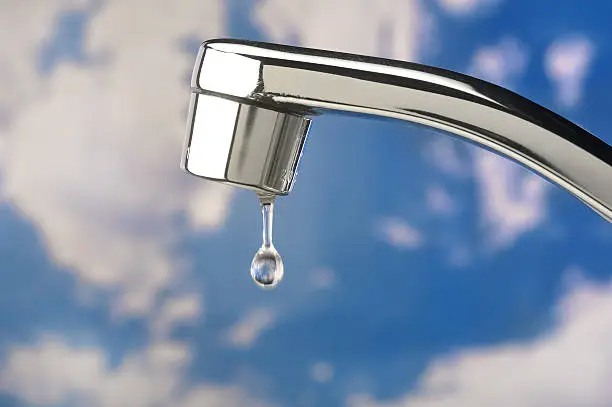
xmin=181 ymin=39 xmax=612 ymax=221
xmin=182 ymin=92 xmax=310 ymax=195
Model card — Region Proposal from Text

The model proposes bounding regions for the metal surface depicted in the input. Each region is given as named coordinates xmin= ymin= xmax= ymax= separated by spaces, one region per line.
xmin=181 ymin=38 xmax=612 ymax=221
xmin=182 ymin=92 xmax=310 ymax=194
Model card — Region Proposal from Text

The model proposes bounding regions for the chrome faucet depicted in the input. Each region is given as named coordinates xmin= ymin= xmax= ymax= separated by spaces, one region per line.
xmin=181 ymin=39 xmax=612 ymax=222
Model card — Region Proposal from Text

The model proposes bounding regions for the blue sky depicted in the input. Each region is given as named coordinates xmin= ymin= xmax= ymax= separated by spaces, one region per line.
xmin=0 ymin=1 xmax=611 ymax=406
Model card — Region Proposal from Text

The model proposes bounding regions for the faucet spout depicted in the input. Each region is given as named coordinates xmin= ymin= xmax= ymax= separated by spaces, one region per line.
xmin=181 ymin=39 xmax=612 ymax=222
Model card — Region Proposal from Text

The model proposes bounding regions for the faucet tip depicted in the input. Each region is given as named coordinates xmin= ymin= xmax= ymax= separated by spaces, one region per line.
xmin=181 ymin=92 xmax=310 ymax=196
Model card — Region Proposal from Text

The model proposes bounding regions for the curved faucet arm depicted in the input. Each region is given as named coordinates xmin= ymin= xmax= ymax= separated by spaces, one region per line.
xmin=184 ymin=39 xmax=612 ymax=222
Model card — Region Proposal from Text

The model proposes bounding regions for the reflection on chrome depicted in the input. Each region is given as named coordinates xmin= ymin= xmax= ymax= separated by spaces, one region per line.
xmin=181 ymin=39 xmax=612 ymax=222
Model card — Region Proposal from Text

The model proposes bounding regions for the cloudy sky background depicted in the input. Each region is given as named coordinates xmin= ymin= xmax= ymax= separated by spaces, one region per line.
xmin=1 ymin=0 xmax=612 ymax=406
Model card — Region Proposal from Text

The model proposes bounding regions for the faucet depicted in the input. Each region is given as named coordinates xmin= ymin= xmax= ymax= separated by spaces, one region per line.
xmin=181 ymin=39 xmax=612 ymax=222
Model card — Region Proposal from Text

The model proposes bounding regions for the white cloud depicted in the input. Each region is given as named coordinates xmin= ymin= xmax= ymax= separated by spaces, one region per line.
xmin=152 ymin=294 xmax=203 ymax=339
xmin=425 ymin=38 xmax=545 ymax=249
xmin=426 ymin=185 xmax=455 ymax=215
xmin=178 ymin=385 xmax=273 ymax=407
xmin=0 ymin=336 xmax=273 ymax=407
xmin=311 ymin=362 xmax=334 ymax=383
xmin=254 ymin=0 xmax=429 ymax=61
xmin=447 ymin=245 xmax=471 ymax=268
xmin=347 ymin=271 xmax=612 ymax=407
xmin=0 ymin=337 xmax=106 ymax=405
xmin=0 ymin=0 xmax=73 ymax=127
xmin=310 ymin=267 xmax=337 ymax=289
xmin=423 ymin=137 xmax=469 ymax=178
xmin=0 ymin=1 xmax=231 ymax=316
xmin=469 ymin=37 xmax=528 ymax=86
xmin=377 ymin=217 xmax=423 ymax=249
xmin=473 ymin=149 xmax=548 ymax=249
xmin=467 ymin=38 xmax=548 ymax=249
xmin=435 ymin=0 xmax=500 ymax=16
xmin=545 ymin=36 xmax=595 ymax=108
xmin=226 ymin=308 xmax=276 ymax=349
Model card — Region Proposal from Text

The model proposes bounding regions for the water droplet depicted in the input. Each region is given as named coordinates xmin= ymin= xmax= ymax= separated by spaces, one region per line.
xmin=250 ymin=197 xmax=284 ymax=289
xmin=251 ymin=246 xmax=284 ymax=288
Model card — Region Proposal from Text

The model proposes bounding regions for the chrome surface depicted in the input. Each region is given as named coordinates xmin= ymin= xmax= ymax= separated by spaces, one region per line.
xmin=182 ymin=92 xmax=310 ymax=195
xmin=181 ymin=39 xmax=612 ymax=221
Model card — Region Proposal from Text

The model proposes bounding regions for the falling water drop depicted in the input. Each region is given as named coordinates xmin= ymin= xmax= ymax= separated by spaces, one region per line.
xmin=250 ymin=196 xmax=284 ymax=288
